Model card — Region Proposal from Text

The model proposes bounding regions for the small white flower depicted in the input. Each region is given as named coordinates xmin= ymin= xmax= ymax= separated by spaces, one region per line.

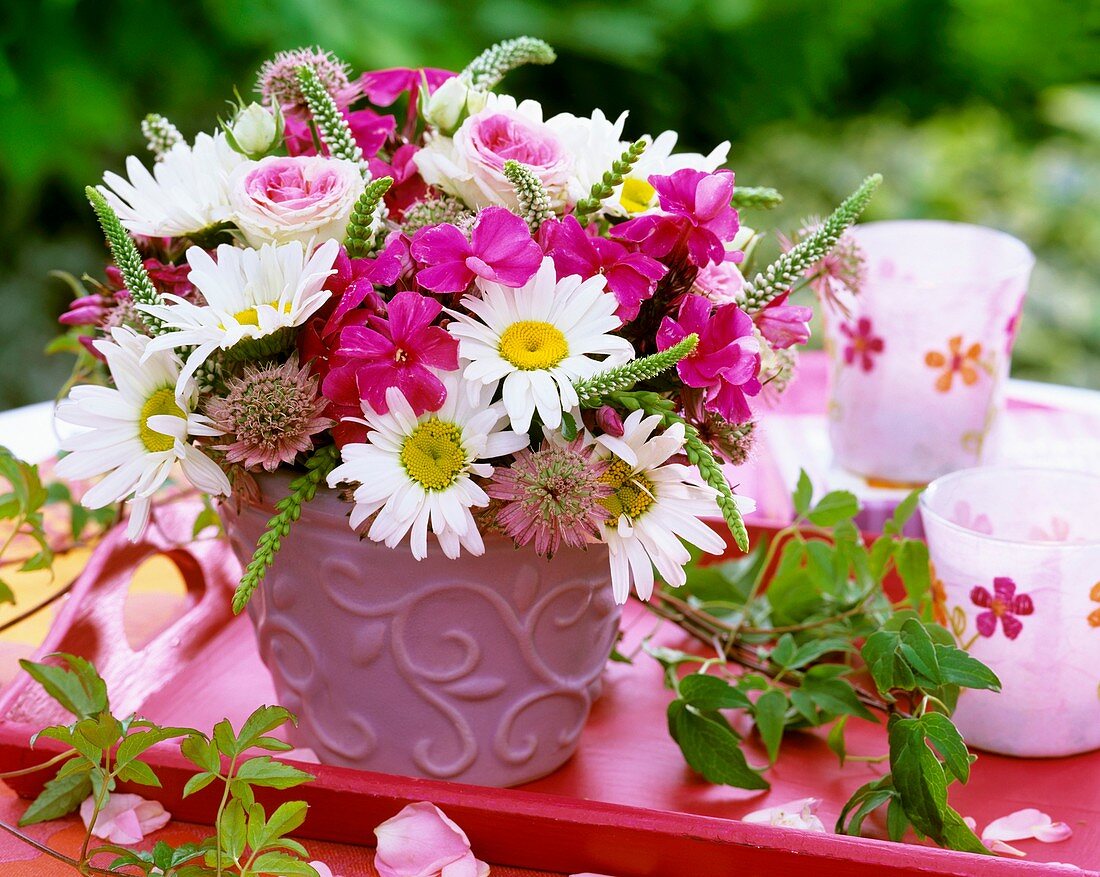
xmin=545 ymin=108 xmax=629 ymax=207
xmin=54 ymin=328 xmax=230 ymax=541
xmin=594 ymin=410 xmax=746 ymax=603
xmin=421 ymin=76 xmax=488 ymax=133
xmin=138 ymin=239 xmax=339 ymax=395
xmin=227 ymin=102 xmax=283 ymax=158
xmin=328 ymin=375 xmax=528 ymax=560
xmin=99 ymin=131 xmax=248 ymax=238
xmin=743 ymin=798 xmax=827 ymax=832
xmin=447 ymin=257 xmax=633 ymax=434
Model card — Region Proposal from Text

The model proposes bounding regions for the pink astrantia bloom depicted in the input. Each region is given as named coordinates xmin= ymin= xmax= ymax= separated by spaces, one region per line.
xmin=411 ymin=206 xmax=542 ymax=293
xmin=839 ymin=316 xmax=884 ymax=372
xmin=80 ymin=793 xmax=171 ymax=845
xmin=543 ymin=215 xmax=667 ymax=321
xmin=970 ymin=576 xmax=1034 ymax=640
xmin=658 ymin=294 xmax=762 ymax=423
xmin=323 ymin=291 xmax=459 ymax=417
xmin=373 ymin=802 xmax=489 ymax=877
xmin=753 ymin=292 xmax=813 ymax=350
xmin=615 ymin=169 xmax=739 ymax=267
xmin=743 ymin=798 xmax=827 ymax=832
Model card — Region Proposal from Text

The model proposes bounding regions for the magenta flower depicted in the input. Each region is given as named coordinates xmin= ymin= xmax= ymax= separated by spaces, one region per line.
xmin=323 ymin=291 xmax=459 ymax=416
xmin=543 ymin=216 xmax=667 ymax=321
xmin=359 ymin=67 xmax=456 ymax=106
xmin=971 ymin=577 xmax=1034 ymax=640
xmin=658 ymin=294 xmax=762 ymax=423
xmin=615 ymin=169 xmax=739 ymax=267
xmin=753 ymin=292 xmax=813 ymax=350
xmin=59 ymin=294 xmax=111 ymax=327
xmin=368 ymin=144 xmax=429 ymax=220
xmin=410 ymin=206 xmax=542 ymax=293
xmin=284 ymin=108 xmax=395 ymax=160
xmin=840 ymin=316 xmax=884 ymax=372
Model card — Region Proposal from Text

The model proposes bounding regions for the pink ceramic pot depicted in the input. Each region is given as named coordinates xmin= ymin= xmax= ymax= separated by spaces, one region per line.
xmin=223 ymin=472 xmax=621 ymax=787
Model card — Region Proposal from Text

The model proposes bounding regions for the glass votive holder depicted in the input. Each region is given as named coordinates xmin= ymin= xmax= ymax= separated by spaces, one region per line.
xmin=920 ymin=466 xmax=1100 ymax=757
xmin=824 ymin=220 xmax=1033 ymax=485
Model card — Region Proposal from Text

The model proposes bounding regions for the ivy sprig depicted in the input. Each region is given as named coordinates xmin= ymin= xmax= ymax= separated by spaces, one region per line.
xmin=0 ymin=446 xmax=59 ymax=603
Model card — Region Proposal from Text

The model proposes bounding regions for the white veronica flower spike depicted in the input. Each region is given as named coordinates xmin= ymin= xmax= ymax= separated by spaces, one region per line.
xmin=448 ymin=257 xmax=634 ymax=434
xmin=594 ymin=409 xmax=750 ymax=603
xmin=139 ymin=239 xmax=339 ymax=395
xmin=99 ymin=131 xmax=248 ymax=238
xmin=328 ymin=374 xmax=528 ymax=560
xmin=54 ymin=327 xmax=230 ymax=540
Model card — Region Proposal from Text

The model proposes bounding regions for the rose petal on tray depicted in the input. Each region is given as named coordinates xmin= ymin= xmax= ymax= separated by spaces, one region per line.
xmin=983 ymin=808 xmax=1074 ymax=844
xmin=743 ymin=797 xmax=827 ymax=832
xmin=374 ymin=801 xmax=490 ymax=877
xmin=80 ymin=793 xmax=171 ymax=844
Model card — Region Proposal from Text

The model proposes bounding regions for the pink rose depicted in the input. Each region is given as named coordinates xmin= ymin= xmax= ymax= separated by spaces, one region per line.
xmin=373 ymin=802 xmax=489 ymax=877
xmin=415 ymin=95 xmax=571 ymax=210
xmin=230 ymin=155 xmax=364 ymax=247
xmin=80 ymin=793 xmax=171 ymax=844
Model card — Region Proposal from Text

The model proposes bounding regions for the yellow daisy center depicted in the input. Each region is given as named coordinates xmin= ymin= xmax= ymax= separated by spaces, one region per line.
xmin=232 ymin=301 xmax=292 ymax=327
xmin=139 ymin=388 xmax=186 ymax=453
xmin=498 ymin=320 xmax=569 ymax=371
xmin=620 ymin=178 xmax=656 ymax=214
xmin=599 ymin=457 xmax=655 ymax=523
xmin=400 ymin=419 xmax=467 ymax=491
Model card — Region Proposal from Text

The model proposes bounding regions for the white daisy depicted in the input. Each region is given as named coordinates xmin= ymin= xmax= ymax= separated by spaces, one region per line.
xmin=54 ymin=327 xmax=230 ymax=541
xmin=99 ymin=131 xmax=249 ymax=238
xmin=594 ymin=409 xmax=752 ymax=603
xmin=327 ymin=375 xmax=528 ymax=560
xmin=447 ymin=257 xmax=634 ymax=434
xmin=139 ymin=239 xmax=339 ymax=395
xmin=546 ymin=108 xmax=630 ymax=207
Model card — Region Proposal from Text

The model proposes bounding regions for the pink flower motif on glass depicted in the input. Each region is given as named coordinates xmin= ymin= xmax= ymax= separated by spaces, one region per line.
xmin=952 ymin=500 xmax=993 ymax=535
xmin=839 ymin=317 xmax=884 ymax=372
xmin=970 ymin=577 xmax=1034 ymax=640
xmin=410 ymin=206 xmax=542 ymax=293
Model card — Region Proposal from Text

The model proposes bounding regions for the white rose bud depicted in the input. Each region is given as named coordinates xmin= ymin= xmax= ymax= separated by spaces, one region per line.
xmin=423 ymin=77 xmax=485 ymax=134
xmin=228 ymin=102 xmax=281 ymax=158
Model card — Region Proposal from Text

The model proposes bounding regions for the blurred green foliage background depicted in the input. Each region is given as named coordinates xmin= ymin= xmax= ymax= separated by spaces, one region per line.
xmin=1 ymin=0 xmax=1097 ymax=410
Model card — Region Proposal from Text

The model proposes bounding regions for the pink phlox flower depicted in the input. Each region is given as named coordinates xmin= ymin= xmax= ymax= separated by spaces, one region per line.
xmin=373 ymin=801 xmax=489 ymax=877
xmin=80 ymin=793 xmax=171 ymax=845
xmin=544 ymin=215 xmax=667 ymax=321
xmin=323 ymin=290 xmax=459 ymax=417
xmin=658 ymin=293 xmax=762 ymax=423
xmin=753 ymin=292 xmax=813 ymax=350
xmin=743 ymin=797 xmax=827 ymax=832
xmin=614 ymin=169 xmax=739 ymax=268
xmin=369 ymin=144 xmax=429 ymax=221
xmin=410 ymin=206 xmax=542 ymax=293
xmin=360 ymin=67 xmax=456 ymax=134
xmin=970 ymin=576 xmax=1034 ymax=640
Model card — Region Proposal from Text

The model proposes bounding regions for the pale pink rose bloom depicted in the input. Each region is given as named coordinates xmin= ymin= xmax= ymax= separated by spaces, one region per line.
xmin=229 ymin=155 xmax=365 ymax=247
xmin=373 ymin=802 xmax=490 ymax=877
xmin=80 ymin=793 xmax=171 ymax=844
xmin=743 ymin=797 xmax=827 ymax=832
xmin=310 ymin=863 xmax=338 ymax=877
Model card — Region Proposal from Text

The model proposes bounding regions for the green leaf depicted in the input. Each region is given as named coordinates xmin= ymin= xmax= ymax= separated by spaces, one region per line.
xmin=806 ymin=490 xmax=859 ymax=527
xmin=885 ymin=489 xmax=922 ymax=535
xmin=920 ymin=712 xmax=971 ymax=784
xmin=861 ymin=630 xmax=900 ymax=697
xmin=261 ymin=800 xmax=308 ymax=844
xmin=868 ymin=535 xmax=895 ymax=583
xmin=935 ymin=645 xmax=1001 ymax=691
xmin=827 ymin=715 xmax=848 ymax=766
xmin=115 ymin=759 xmax=161 ymax=787
xmin=234 ymin=756 xmax=314 ymax=789
xmin=790 ymin=638 xmax=851 ymax=669
xmin=212 ymin=719 xmax=238 ymax=757
xmin=895 ymin=539 xmax=932 ymax=618
xmin=559 ymin=410 xmax=578 ymax=441
xmin=769 ymin=633 xmax=797 ymax=668
xmin=898 ymin=619 xmax=942 ymax=685
xmin=836 ymin=775 xmax=894 ymax=836
xmin=116 ymin=727 xmax=189 ymax=767
xmin=886 ymin=796 xmax=910 ymax=841
xmin=19 ymin=655 xmax=108 ymax=719
xmin=181 ymin=734 xmax=221 ymax=774
xmin=182 ymin=772 xmax=217 ymax=798
xmin=667 ymin=700 xmax=769 ymax=790
xmin=753 ymin=689 xmax=788 ymax=763
xmin=19 ymin=769 xmax=93 ymax=825
xmin=792 ymin=470 xmax=813 ymax=517
xmin=678 ymin=673 xmax=752 ymax=711
xmin=246 ymin=801 xmax=267 ymax=856
xmin=236 ymin=706 xmax=296 ymax=753
xmin=220 ymin=799 xmax=247 ymax=860
xmin=0 ymin=579 xmax=13 ymax=604
xmin=801 ymin=676 xmax=876 ymax=722
xmin=250 ymin=851 xmax=319 ymax=876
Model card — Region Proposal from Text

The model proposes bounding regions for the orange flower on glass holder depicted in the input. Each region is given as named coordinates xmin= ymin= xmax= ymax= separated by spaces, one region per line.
xmin=925 ymin=335 xmax=985 ymax=393
xmin=1088 ymin=582 xmax=1100 ymax=628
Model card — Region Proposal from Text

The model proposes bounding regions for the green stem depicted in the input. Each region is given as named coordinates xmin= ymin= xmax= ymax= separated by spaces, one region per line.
xmin=0 ymin=820 xmax=116 ymax=876
xmin=214 ymin=754 xmax=238 ymax=877
xmin=78 ymin=753 xmax=111 ymax=866
xmin=0 ymin=749 xmax=77 ymax=779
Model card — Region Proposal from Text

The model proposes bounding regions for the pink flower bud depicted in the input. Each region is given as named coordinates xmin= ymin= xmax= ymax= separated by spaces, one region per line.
xmin=596 ymin=405 xmax=624 ymax=437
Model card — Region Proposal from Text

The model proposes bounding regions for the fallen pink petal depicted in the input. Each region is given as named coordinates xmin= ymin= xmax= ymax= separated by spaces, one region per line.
xmin=743 ymin=797 xmax=827 ymax=832
xmin=79 ymin=793 xmax=171 ymax=845
xmin=374 ymin=801 xmax=490 ymax=877
xmin=982 ymin=808 xmax=1074 ymax=845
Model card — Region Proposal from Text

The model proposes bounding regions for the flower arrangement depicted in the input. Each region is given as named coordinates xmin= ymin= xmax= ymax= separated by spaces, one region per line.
xmin=54 ymin=37 xmax=880 ymax=611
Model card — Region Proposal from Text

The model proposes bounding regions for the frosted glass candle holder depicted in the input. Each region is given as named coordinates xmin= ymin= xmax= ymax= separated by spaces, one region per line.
xmin=920 ymin=466 xmax=1100 ymax=757
xmin=824 ymin=221 xmax=1033 ymax=485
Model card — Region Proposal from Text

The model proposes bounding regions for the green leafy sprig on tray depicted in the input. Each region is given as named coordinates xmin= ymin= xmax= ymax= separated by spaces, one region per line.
xmin=644 ymin=472 xmax=1000 ymax=854
xmin=1 ymin=654 xmax=317 ymax=877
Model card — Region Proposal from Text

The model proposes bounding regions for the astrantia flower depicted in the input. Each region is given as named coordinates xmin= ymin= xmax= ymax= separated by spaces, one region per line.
xmin=328 ymin=375 xmax=527 ymax=560
xmin=593 ymin=410 xmax=730 ymax=602
xmin=447 ymin=257 xmax=634 ymax=433
xmin=205 ymin=356 xmax=332 ymax=471
xmin=99 ymin=132 xmax=246 ymax=238
xmin=323 ymin=290 xmax=460 ymax=417
xmin=543 ymin=215 xmax=667 ymax=321
xmin=139 ymin=240 xmax=339 ymax=393
xmin=229 ymin=155 xmax=365 ymax=247
xmin=658 ymin=294 xmax=762 ymax=423
xmin=54 ymin=328 xmax=230 ymax=540
xmin=410 ymin=206 xmax=542 ymax=293
xmin=781 ymin=218 xmax=865 ymax=312
xmin=259 ymin=47 xmax=360 ymax=117
xmin=486 ymin=438 xmax=611 ymax=557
